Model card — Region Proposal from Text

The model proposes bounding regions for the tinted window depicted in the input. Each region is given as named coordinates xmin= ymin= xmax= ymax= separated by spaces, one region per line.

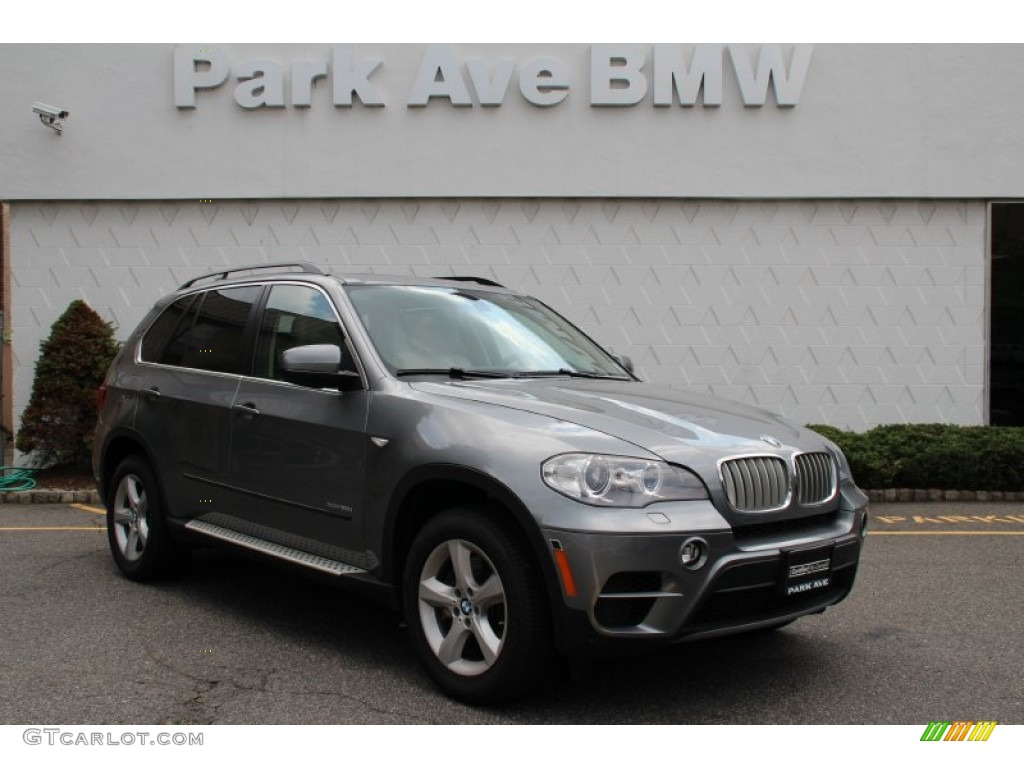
xmin=146 ymin=286 xmax=262 ymax=373
xmin=254 ymin=284 xmax=348 ymax=381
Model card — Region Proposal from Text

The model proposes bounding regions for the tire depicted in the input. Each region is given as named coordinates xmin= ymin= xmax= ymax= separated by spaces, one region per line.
xmin=106 ymin=455 xmax=188 ymax=581
xmin=403 ymin=506 xmax=553 ymax=704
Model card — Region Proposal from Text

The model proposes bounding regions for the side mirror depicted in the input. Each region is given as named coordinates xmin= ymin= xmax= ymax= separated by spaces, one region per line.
xmin=613 ymin=354 xmax=634 ymax=374
xmin=281 ymin=344 xmax=361 ymax=390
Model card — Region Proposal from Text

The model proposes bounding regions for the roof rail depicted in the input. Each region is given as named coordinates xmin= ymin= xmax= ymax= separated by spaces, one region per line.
xmin=179 ymin=262 xmax=327 ymax=290
xmin=437 ymin=276 xmax=506 ymax=288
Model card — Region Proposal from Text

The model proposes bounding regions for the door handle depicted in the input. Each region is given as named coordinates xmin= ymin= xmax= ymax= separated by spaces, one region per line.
xmin=232 ymin=402 xmax=261 ymax=417
xmin=144 ymin=387 xmax=161 ymax=401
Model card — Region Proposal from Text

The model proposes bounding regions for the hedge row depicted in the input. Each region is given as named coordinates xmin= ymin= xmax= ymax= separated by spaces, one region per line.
xmin=806 ymin=423 xmax=1024 ymax=491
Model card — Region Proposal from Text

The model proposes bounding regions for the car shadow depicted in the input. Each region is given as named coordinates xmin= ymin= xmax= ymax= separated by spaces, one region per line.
xmin=136 ymin=547 xmax=848 ymax=724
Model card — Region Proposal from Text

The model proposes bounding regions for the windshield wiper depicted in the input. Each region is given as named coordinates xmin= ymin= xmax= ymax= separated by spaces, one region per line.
xmin=395 ymin=367 xmax=630 ymax=381
xmin=395 ymin=368 xmax=510 ymax=379
xmin=512 ymin=369 xmax=630 ymax=380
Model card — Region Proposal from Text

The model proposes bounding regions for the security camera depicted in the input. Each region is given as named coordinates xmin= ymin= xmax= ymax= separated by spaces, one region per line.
xmin=33 ymin=102 xmax=68 ymax=119
xmin=32 ymin=102 xmax=69 ymax=134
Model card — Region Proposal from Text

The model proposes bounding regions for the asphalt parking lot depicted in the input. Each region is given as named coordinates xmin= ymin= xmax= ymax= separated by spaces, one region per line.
xmin=0 ymin=501 xmax=1021 ymax=725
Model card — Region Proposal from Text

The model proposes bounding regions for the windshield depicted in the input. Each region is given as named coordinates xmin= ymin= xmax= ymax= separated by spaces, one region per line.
xmin=345 ymin=284 xmax=629 ymax=378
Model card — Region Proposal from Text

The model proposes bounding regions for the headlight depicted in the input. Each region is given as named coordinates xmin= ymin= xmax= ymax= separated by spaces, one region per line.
xmin=542 ymin=453 xmax=708 ymax=507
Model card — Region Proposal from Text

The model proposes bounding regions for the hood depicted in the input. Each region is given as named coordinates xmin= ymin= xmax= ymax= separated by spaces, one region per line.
xmin=408 ymin=378 xmax=826 ymax=467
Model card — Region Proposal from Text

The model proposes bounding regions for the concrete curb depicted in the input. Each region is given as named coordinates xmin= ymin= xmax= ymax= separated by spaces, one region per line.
xmin=0 ymin=489 xmax=102 ymax=504
xmin=865 ymin=489 xmax=1024 ymax=503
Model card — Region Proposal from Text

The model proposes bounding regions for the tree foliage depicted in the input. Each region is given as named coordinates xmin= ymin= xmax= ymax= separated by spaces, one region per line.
xmin=16 ymin=300 xmax=119 ymax=469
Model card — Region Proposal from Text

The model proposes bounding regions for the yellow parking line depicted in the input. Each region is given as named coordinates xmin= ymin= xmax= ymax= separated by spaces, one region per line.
xmin=70 ymin=503 xmax=105 ymax=515
xmin=0 ymin=526 xmax=103 ymax=531
xmin=869 ymin=531 xmax=1024 ymax=536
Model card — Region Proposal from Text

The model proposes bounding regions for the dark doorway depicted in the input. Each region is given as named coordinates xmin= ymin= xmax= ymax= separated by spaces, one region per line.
xmin=0 ymin=202 xmax=10 ymax=464
xmin=990 ymin=202 xmax=1024 ymax=425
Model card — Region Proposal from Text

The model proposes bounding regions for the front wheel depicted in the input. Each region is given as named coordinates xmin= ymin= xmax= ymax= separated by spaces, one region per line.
xmin=403 ymin=506 xmax=553 ymax=703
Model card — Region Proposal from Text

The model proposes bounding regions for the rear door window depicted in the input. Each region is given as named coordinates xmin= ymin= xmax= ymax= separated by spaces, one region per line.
xmin=141 ymin=286 xmax=263 ymax=374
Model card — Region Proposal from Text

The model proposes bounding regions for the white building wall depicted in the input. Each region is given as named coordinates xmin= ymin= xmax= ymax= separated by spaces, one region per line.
xmin=10 ymin=198 xmax=986 ymax=432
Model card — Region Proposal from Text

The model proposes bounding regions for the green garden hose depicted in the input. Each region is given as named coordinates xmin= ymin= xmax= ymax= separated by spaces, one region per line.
xmin=0 ymin=467 xmax=38 ymax=491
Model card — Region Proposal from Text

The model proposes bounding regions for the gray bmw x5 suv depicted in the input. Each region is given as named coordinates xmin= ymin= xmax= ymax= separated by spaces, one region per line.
xmin=93 ymin=262 xmax=867 ymax=703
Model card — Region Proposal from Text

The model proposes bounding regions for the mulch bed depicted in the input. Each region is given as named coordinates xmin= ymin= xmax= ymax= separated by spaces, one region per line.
xmin=15 ymin=466 xmax=94 ymax=491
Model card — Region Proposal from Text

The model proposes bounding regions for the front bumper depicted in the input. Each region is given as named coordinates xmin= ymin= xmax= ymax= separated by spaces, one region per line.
xmin=543 ymin=501 xmax=866 ymax=656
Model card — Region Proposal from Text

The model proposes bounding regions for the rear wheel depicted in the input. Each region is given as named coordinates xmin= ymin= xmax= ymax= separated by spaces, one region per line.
xmin=403 ymin=506 xmax=553 ymax=703
xmin=107 ymin=455 xmax=187 ymax=581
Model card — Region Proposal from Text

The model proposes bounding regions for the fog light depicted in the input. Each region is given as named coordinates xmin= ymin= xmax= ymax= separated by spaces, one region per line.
xmin=679 ymin=537 xmax=708 ymax=570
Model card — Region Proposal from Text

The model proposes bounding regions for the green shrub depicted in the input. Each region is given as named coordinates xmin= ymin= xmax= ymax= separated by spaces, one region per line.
xmin=16 ymin=300 xmax=119 ymax=469
xmin=806 ymin=423 xmax=1024 ymax=491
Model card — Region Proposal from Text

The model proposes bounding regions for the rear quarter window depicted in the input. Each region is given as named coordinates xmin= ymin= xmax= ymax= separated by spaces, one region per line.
xmin=139 ymin=295 xmax=196 ymax=363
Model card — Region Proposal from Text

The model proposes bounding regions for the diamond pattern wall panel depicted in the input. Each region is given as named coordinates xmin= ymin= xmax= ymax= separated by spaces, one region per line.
xmin=9 ymin=199 xmax=986 ymax=433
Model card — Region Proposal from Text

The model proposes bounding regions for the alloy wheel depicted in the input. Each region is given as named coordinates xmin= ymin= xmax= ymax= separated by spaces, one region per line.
xmin=416 ymin=538 xmax=507 ymax=676
xmin=111 ymin=473 xmax=149 ymax=562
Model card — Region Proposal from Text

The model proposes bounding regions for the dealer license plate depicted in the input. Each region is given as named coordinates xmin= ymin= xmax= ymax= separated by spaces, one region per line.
xmin=783 ymin=544 xmax=833 ymax=596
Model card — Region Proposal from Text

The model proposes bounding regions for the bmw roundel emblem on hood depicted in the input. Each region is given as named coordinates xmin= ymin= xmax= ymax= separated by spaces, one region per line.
xmin=760 ymin=435 xmax=783 ymax=448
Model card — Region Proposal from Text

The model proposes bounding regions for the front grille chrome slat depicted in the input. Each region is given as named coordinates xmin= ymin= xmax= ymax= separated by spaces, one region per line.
xmin=751 ymin=457 xmax=766 ymax=509
xmin=736 ymin=461 xmax=752 ymax=509
xmin=722 ymin=464 xmax=738 ymax=508
xmin=768 ymin=459 xmax=782 ymax=504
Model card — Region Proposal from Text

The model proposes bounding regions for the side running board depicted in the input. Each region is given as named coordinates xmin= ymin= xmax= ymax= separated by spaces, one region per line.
xmin=185 ymin=519 xmax=367 ymax=577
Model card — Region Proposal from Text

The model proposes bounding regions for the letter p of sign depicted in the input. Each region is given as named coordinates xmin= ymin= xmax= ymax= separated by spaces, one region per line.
xmin=175 ymin=46 xmax=231 ymax=108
